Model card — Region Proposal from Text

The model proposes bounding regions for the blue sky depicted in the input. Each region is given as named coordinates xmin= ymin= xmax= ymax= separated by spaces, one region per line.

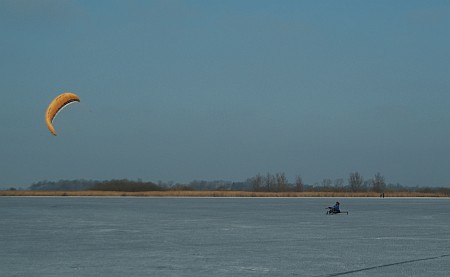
xmin=1 ymin=0 xmax=450 ymax=188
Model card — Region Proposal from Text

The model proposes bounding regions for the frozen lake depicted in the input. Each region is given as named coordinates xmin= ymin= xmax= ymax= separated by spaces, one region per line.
xmin=1 ymin=197 xmax=449 ymax=276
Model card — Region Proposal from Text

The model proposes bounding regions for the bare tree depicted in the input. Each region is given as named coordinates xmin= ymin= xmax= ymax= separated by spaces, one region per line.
xmin=265 ymin=173 xmax=276 ymax=192
xmin=349 ymin=172 xmax=364 ymax=192
xmin=295 ymin=176 xmax=304 ymax=192
xmin=334 ymin=178 xmax=344 ymax=191
xmin=248 ymin=174 xmax=264 ymax=192
xmin=371 ymin=172 xmax=386 ymax=193
xmin=321 ymin=178 xmax=333 ymax=190
xmin=275 ymin=172 xmax=288 ymax=192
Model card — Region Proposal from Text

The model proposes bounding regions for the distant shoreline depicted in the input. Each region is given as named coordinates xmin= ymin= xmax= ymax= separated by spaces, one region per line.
xmin=1 ymin=190 xmax=449 ymax=197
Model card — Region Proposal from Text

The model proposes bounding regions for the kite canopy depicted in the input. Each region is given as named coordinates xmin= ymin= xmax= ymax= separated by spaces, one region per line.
xmin=45 ymin=92 xmax=80 ymax=136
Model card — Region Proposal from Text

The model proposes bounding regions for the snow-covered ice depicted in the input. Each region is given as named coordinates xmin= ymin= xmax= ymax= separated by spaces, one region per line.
xmin=1 ymin=197 xmax=449 ymax=276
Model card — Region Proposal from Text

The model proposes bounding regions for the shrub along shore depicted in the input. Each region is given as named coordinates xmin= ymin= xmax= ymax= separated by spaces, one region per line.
xmin=0 ymin=190 xmax=448 ymax=197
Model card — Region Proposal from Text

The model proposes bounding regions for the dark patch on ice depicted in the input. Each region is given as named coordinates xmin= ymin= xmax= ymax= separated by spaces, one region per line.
xmin=318 ymin=254 xmax=450 ymax=276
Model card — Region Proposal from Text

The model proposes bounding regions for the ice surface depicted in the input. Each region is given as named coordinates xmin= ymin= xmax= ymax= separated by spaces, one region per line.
xmin=1 ymin=197 xmax=449 ymax=276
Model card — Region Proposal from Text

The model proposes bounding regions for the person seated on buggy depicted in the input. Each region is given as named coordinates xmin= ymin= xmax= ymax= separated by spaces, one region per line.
xmin=328 ymin=201 xmax=341 ymax=214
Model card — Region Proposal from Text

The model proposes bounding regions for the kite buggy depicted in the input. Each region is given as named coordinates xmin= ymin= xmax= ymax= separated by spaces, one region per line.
xmin=326 ymin=201 xmax=349 ymax=215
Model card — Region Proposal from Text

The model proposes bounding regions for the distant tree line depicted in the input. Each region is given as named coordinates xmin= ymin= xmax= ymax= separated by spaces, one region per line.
xmin=92 ymin=179 xmax=165 ymax=192
xmin=24 ymin=172 xmax=450 ymax=195
xmin=239 ymin=171 xmax=449 ymax=195
xmin=29 ymin=179 xmax=165 ymax=192
xmin=29 ymin=179 xmax=98 ymax=191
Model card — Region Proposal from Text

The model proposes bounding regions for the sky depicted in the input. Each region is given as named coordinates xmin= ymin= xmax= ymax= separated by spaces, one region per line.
xmin=1 ymin=0 xmax=450 ymax=188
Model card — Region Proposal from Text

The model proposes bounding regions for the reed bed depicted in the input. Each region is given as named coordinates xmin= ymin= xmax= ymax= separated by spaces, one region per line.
xmin=0 ymin=190 xmax=448 ymax=197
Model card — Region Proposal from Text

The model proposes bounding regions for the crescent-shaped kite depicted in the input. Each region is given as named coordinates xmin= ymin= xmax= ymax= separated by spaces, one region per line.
xmin=45 ymin=92 xmax=80 ymax=136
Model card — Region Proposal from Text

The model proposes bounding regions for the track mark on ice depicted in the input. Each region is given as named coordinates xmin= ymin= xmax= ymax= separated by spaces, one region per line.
xmin=318 ymin=254 xmax=450 ymax=277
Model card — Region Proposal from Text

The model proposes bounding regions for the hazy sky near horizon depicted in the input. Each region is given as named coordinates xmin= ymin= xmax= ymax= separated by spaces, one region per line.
xmin=1 ymin=0 xmax=450 ymax=188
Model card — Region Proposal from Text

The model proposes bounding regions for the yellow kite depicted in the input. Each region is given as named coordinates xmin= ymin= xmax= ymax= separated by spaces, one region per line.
xmin=45 ymin=92 xmax=80 ymax=136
